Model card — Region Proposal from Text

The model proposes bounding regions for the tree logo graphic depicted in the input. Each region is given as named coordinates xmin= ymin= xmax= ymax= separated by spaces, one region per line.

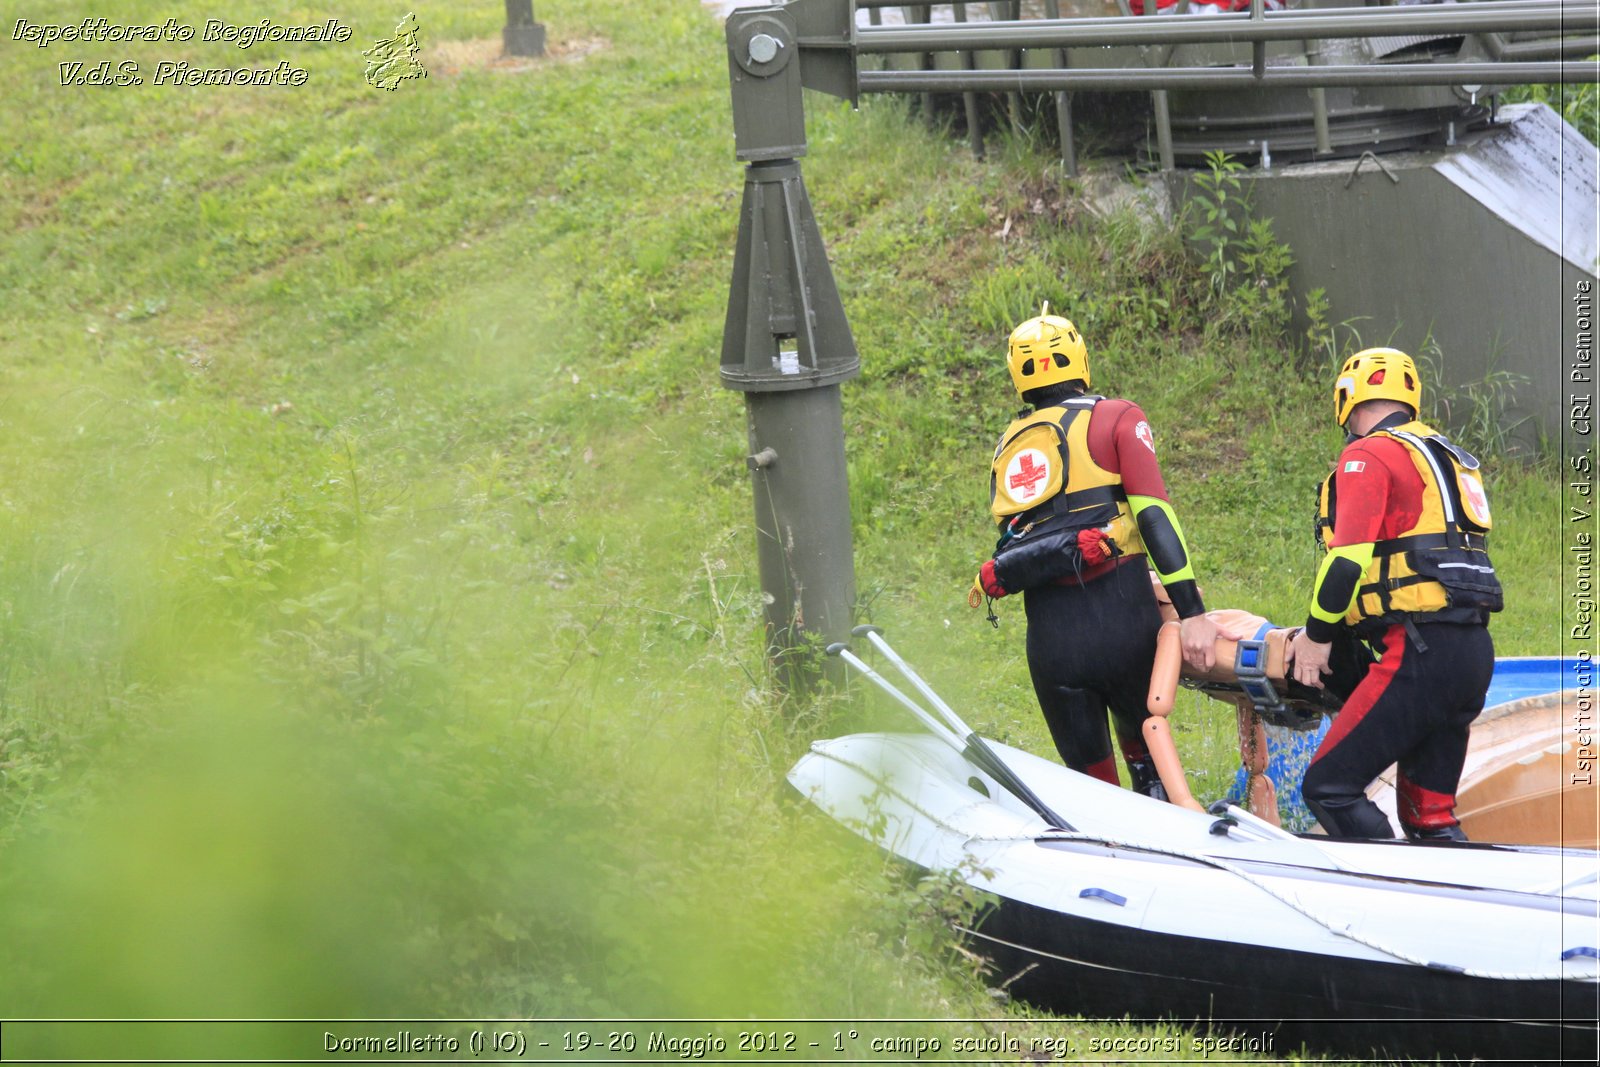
xmin=363 ymin=12 xmax=427 ymax=91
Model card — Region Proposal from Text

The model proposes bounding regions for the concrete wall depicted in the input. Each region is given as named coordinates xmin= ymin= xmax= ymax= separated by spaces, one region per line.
xmin=1200 ymin=104 xmax=1596 ymax=451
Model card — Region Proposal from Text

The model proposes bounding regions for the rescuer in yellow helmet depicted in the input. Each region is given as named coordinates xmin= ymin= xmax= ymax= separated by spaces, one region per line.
xmin=1288 ymin=347 xmax=1502 ymax=840
xmin=973 ymin=303 xmax=1218 ymax=798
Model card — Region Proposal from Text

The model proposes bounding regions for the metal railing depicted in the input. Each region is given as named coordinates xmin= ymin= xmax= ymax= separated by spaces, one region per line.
xmin=856 ymin=1 xmax=1589 ymax=50
xmin=837 ymin=0 xmax=1598 ymax=169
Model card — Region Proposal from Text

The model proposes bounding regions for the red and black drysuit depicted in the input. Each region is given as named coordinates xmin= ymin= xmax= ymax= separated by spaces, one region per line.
xmin=980 ymin=390 xmax=1206 ymax=793
xmin=1300 ymin=412 xmax=1497 ymax=839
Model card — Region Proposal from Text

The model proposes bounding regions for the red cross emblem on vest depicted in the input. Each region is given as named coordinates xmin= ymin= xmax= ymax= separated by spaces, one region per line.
xmin=1009 ymin=451 xmax=1050 ymax=499
xmin=1461 ymin=472 xmax=1490 ymax=525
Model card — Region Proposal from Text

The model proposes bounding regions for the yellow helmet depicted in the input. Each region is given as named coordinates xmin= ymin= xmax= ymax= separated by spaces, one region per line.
xmin=1333 ymin=347 xmax=1421 ymax=427
xmin=1007 ymin=302 xmax=1089 ymax=397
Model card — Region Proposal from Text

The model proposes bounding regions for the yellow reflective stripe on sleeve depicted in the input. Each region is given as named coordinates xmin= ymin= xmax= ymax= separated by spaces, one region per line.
xmin=1127 ymin=494 xmax=1196 ymax=585
xmin=1309 ymin=542 xmax=1376 ymax=624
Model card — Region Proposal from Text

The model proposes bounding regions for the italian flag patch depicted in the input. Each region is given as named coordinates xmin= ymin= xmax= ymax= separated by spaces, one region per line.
xmin=1343 ymin=460 xmax=1366 ymax=474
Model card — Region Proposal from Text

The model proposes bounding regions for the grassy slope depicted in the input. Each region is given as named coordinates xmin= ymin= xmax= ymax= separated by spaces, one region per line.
xmin=0 ymin=0 xmax=1561 ymax=1056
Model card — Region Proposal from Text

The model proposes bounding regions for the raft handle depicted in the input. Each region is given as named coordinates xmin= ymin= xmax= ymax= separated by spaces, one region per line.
xmin=1079 ymin=887 xmax=1127 ymax=907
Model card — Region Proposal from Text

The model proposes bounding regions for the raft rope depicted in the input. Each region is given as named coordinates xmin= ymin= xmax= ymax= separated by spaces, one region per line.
xmin=807 ymin=743 xmax=1596 ymax=984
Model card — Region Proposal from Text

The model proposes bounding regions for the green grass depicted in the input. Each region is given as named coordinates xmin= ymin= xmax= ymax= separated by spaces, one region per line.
xmin=0 ymin=0 xmax=1563 ymax=1060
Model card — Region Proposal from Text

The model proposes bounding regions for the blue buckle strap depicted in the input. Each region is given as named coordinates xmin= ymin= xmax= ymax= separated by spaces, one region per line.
xmin=1235 ymin=624 xmax=1286 ymax=716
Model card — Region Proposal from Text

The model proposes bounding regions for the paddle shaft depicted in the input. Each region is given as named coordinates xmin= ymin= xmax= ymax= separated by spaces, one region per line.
xmin=832 ymin=647 xmax=966 ymax=752
xmin=839 ymin=631 xmax=1075 ymax=831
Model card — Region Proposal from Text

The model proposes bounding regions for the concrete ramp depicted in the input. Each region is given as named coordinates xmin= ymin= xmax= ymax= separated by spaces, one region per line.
xmin=1434 ymin=103 xmax=1598 ymax=276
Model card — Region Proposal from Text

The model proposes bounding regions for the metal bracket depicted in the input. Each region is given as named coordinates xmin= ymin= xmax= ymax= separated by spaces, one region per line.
xmin=721 ymin=161 xmax=860 ymax=390
xmin=1344 ymin=150 xmax=1402 ymax=189
xmin=787 ymin=0 xmax=859 ymax=106
xmin=727 ymin=8 xmax=807 ymax=162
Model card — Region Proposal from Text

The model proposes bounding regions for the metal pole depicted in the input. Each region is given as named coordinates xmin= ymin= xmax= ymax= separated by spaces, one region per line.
xmin=1044 ymin=0 xmax=1077 ymax=177
xmin=1251 ymin=0 xmax=1266 ymax=80
xmin=1309 ymin=86 xmax=1333 ymax=154
xmin=915 ymin=5 xmax=935 ymax=131
xmin=1003 ymin=0 xmax=1024 ymax=134
xmin=1146 ymin=0 xmax=1175 ymax=173
xmin=865 ymin=0 xmax=882 ymax=74
xmin=1305 ymin=37 xmax=1333 ymax=156
xmin=1153 ymin=90 xmax=1175 ymax=172
xmin=723 ymin=159 xmax=862 ymax=691
xmin=502 ymin=0 xmax=545 ymax=58
xmin=745 ymin=386 xmax=857 ymax=691
xmin=954 ymin=3 xmax=986 ymax=159
xmin=723 ymin=7 xmax=861 ymax=692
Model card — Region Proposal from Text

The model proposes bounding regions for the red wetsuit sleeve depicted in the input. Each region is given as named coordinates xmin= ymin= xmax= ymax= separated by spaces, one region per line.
xmin=1303 ymin=435 xmax=1424 ymax=641
xmin=1086 ymin=399 xmax=1170 ymax=500
xmin=1326 ymin=436 xmax=1422 ymax=548
xmin=1085 ymin=400 xmax=1205 ymax=615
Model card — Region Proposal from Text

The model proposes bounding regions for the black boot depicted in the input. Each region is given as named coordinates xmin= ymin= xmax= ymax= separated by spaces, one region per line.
xmin=1125 ymin=757 xmax=1169 ymax=803
xmin=1405 ymin=823 xmax=1468 ymax=843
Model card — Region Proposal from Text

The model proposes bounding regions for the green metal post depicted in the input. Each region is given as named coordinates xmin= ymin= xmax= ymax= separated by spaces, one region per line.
xmin=724 ymin=5 xmax=862 ymax=691
xmin=743 ymin=386 xmax=857 ymax=689
xmin=995 ymin=1 xmax=1024 ymax=134
xmin=1306 ymin=38 xmax=1333 ymax=156
xmin=916 ymin=6 xmax=935 ymax=130
xmin=1044 ymin=0 xmax=1077 ymax=177
xmin=954 ymin=3 xmax=986 ymax=159
xmin=1146 ymin=0 xmax=1175 ymax=172
xmin=502 ymin=0 xmax=545 ymax=57
xmin=1251 ymin=0 xmax=1266 ymax=80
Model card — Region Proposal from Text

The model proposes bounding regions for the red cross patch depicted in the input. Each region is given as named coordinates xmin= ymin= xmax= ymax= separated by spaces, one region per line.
xmin=1006 ymin=449 xmax=1052 ymax=502
xmin=1461 ymin=472 xmax=1490 ymax=525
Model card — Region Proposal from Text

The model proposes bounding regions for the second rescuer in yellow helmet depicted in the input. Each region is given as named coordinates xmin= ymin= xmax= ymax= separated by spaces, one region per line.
xmin=1289 ymin=347 xmax=1502 ymax=840
xmin=974 ymin=303 xmax=1217 ymax=800
xmin=1332 ymin=347 xmax=1422 ymax=428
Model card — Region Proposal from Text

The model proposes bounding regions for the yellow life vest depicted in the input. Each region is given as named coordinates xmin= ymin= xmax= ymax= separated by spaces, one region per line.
xmin=988 ymin=397 xmax=1142 ymax=557
xmin=1316 ymin=419 xmax=1501 ymax=627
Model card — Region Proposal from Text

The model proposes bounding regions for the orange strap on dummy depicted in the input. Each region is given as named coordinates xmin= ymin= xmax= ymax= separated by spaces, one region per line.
xmin=1236 ymin=697 xmax=1280 ymax=826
